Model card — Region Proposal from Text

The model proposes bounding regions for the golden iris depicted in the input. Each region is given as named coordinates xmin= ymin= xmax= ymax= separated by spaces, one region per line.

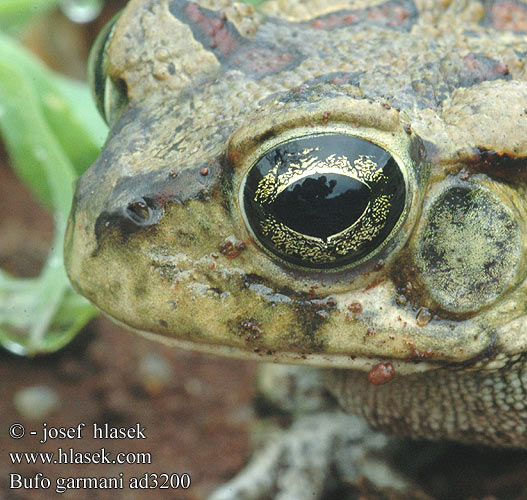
xmin=242 ymin=134 xmax=406 ymax=269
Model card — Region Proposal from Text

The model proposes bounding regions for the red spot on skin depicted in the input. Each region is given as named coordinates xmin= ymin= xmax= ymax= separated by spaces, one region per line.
xmin=489 ymin=2 xmax=527 ymax=31
xmin=347 ymin=302 xmax=363 ymax=314
xmin=240 ymin=319 xmax=263 ymax=341
xmin=219 ymin=237 xmax=245 ymax=259
xmin=459 ymin=168 xmax=470 ymax=181
xmin=368 ymin=362 xmax=395 ymax=385
xmin=402 ymin=339 xmax=434 ymax=359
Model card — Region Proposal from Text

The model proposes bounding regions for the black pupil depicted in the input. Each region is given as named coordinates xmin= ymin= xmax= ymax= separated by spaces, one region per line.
xmin=242 ymin=133 xmax=405 ymax=269
xmin=271 ymin=173 xmax=369 ymax=239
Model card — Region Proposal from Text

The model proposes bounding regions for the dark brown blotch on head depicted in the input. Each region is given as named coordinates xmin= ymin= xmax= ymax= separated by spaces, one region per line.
xmin=93 ymin=162 xmax=219 ymax=248
xmin=467 ymin=147 xmax=527 ymax=182
xmin=169 ymin=0 xmax=241 ymax=59
xmin=168 ymin=0 xmax=304 ymax=79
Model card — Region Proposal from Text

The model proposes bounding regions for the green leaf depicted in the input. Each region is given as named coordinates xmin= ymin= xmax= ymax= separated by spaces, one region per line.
xmin=0 ymin=33 xmax=105 ymax=355
xmin=0 ymin=59 xmax=74 ymax=213
xmin=0 ymin=266 xmax=98 ymax=355
xmin=0 ymin=33 xmax=107 ymax=206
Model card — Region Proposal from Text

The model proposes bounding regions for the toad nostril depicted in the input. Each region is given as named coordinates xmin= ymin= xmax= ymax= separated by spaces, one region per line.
xmin=126 ymin=200 xmax=151 ymax=224
xmin=124 ymin=197 xmax=162 ymax=228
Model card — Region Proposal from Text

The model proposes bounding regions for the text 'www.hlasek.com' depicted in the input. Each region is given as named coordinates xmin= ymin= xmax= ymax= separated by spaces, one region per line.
xmin=7 ymin=422 xmax=191 ymax=494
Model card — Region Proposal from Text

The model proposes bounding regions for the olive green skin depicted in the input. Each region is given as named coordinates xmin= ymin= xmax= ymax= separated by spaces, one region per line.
xmin=65 ymin=0 xmax=527 ymax=377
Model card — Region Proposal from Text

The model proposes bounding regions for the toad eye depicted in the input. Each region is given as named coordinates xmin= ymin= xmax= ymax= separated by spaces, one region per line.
xmin=87 ymin=13 xmax=128 ymax=125
xmin=241 ymin=134 xmax=407 ymax=270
